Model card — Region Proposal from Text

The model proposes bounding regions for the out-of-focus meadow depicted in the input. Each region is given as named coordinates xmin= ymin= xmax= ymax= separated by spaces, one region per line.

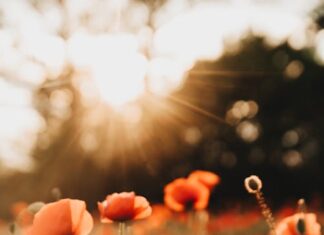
xmin=1 ymin=0 xmax=324 ymax=234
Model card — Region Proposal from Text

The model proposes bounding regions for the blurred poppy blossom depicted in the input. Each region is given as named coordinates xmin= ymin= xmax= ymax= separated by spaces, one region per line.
xmin=11 ymin=201 xmax=28 ymax=218
xmin=98 ymin=192 xmax=152 ymax=223
xmin=146 ymin=204 xmax=172 ymax=226
xmin=275 ymin=213 xmax=321 ymax=235
xmin=11 ymin=201 xmax=34 ymax=229
xmin=164 ymin=178 xmax=210 ymax=212
xmin=23 ymin=199 xmax=93 ymax=235
xmin=188 ymin=170 xmax=220 ymax=190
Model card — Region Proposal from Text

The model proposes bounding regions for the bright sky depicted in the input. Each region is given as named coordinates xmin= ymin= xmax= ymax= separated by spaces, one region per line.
xmin=0 ymin=0 xmax=321 ymax=171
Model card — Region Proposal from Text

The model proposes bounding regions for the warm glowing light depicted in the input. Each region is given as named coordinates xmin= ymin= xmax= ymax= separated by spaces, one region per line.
xmin=236 ymin=121 xmax=260 ymax=143
xmin=315 ymin=29 xmax=324 ymax=65
xmin=68 ymin=33 xmax=148 ymax=106
xmin=0 ymin=0 xmax=319 ymax=171
xmin=119 ymin=104 xmax=143 ymax=124
xmin=93 ymin=51 xmax=147 ymax=107
xmin=284 ymin=60 xmax=304 ymax=80
xmin=80 ymin=132 xmax=98 ymax=153
xmin=251 ymin=7 xmax=305 ymax=46
xmin=282 ymin=130 xmax=299 ymax=147
xmin=226 ymin=100 xmax=259 ymax=124
xmin=0 ymin=79 xmax=43 ymax=170
xmin=20 ymin=32 xmax=66 ymax=77
xmin=288 ymin=28 xmax=309 ymax=50
xmin=153 ymin=1 xmax=311 ymax=63
xmin=50 ymin=89 xmax=73 ymax=120
xmin=154 ymin=5 xmax=226 ymax=64
xmin=65 ymin=1 xmax=315 ymax=106
xmin=147 ymin=57 xmax=187 ymax=96
xmin=183 ymin=127 xmax=202 ymax=145
xmin=283 ymin=150 xmax=303 ymax=168
xmin=232 ymin=101 xmax=250 ymax=119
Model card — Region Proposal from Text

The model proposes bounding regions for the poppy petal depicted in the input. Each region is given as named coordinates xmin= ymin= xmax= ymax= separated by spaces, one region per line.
xmin=74 ymin=210 xmax=93 ymax=235
xmin=134 ymin=196 xmax=152 ymax=219
xmin=101 ymin=192 xmax=135 ymax=222
xmin=27 ymin=199 xmax=72 ymax=235
xmin=23 ymin=199 xmax=93 ymax=235
xmin=164 ymin=177 xmax=211 ymax=212
xmin=134 ymin=206 xmax=152 ymax=220
xmin=193 ymin=182 xmax=210 ymax=210
xmin=275 ymin=213 xmax=321 ymax=235
xmin=164 ymin=194 xmax=184 ymax=212
xmin=189 ymin=170 xmax=220 ymax=190
xmin=69 ymin=200 xmax=86 ymax=231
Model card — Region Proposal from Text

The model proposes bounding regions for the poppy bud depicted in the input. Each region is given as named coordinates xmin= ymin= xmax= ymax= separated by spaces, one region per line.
xmin=244 ymin=175 xmax=262 ymax=194
xmin=296 ymin=218 xmax=305 ymax=235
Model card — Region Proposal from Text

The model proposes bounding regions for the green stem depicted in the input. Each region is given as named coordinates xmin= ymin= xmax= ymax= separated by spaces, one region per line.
xmin=188 ymin=210 xmax=209 ymax=235
xmin=188 ymin=211 xmax=195 ymax=230
xmin=118 ymin=222 xmax=127 ymax=235
xmin=196 ymin=210 xmax=209 ymax=235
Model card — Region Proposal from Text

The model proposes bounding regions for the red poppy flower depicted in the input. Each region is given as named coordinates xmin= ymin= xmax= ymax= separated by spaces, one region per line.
xmin=164 ymin=178 xmax=210 ymax=212
xmin=188 ymin=170 xmax=220 ymax=190
xmin=275 ymin=213 xmax=321 ymax=235
xmin=23 ymin=199 xmax=93 ymax=235
xmin=98 ymin=192 xmax=152 ymax=223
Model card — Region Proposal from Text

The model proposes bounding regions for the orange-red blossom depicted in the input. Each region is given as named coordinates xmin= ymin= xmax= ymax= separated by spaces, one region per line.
xmin=275 ymin=213 xmax=321 ymax=235
xmin=188 ymin=170 xmax=220 ymax=190
xmin=164 ymin=178 xmax=210 ymax=212
xmin=98 ymin=192 xmax=152 ymax=223
xmin=23 ymin=199 xmax=93 ymax=235
xmin=164 ymin=170 xmax=220 ymax=212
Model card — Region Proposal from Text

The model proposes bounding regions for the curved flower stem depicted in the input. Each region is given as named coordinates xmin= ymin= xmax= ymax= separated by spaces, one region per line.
xmin=118 ymin=222 xmax=127 ymax=235
xmin=255 ymin=191 xmax=276 ymax=235
xmin=244 ymin=175 xmax=276 ymax=235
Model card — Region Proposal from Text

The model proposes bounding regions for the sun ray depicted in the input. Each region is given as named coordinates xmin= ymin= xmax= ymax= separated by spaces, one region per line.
xmin=166 ymin=94 xmax=228 ymax=125
xmin=188 ymin=70 xmax=280 ymax=77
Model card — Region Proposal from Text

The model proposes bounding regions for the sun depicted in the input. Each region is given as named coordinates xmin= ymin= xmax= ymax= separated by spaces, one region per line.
xmin=91 ymin=34 xmax=148 ymax=107
xmin=68 ymin=33 xmax=148 ymax=107
xmin=93 ymin=52 xmax=148 ymax=107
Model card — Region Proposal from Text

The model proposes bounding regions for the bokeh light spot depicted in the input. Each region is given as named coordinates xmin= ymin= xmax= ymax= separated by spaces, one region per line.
xmin=282 ymin=130 xmax=299 ymax=148
xmin=284 ymin=60 xmax=304 ymax=80
xmin=184 ymin=127 xmax=202 ymax=145
xmin=236 ymin=121 xmax=260 ymax=143
xmin=283 ymin=150 xmax=303 ymax=168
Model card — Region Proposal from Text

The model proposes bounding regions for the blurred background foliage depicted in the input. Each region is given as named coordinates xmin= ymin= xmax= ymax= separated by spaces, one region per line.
xmin=0 ymin=0 xmax=323 ymax=220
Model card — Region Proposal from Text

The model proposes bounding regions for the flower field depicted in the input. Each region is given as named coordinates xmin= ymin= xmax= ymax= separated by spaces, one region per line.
xmin=0 ymin=0 xmax=324 ymax=234
xmin=0 ymin=172 xmax=322 ymax=235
